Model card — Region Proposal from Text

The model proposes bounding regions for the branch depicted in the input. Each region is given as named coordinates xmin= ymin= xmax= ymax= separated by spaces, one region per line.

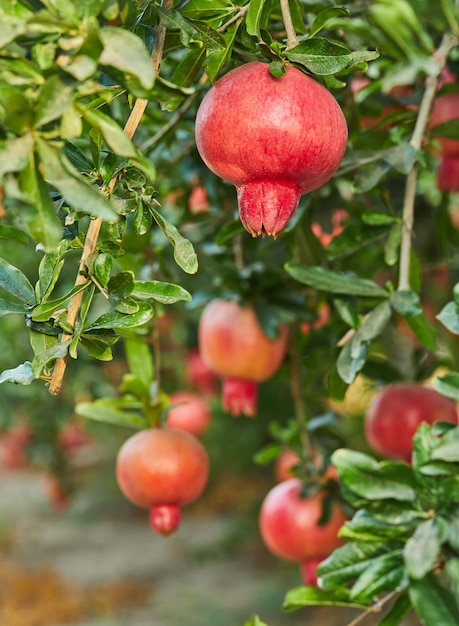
xmin=398 ymin=32 xmax=459 ymax=292
xmin=49 ymin=0 xmax=173 ymax=395
xmin=280 ymin=0 xmax=299 ymax=49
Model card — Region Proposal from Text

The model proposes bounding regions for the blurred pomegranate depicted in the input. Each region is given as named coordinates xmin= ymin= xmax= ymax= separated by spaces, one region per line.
xmin=198 ymin=299 xmax=289 ymax=417
xmin=185 ymin=349 xmax=218 ymax=396
xmin=188 ymin=185 xmax=209 ymax=214
xmin=0 ymin=425 xmax=32 ymax=470
xmin=166 ymin=390 xmax=212 ymax=436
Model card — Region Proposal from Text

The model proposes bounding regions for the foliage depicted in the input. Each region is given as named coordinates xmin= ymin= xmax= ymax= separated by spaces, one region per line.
xmin=0 ymin=0 xmax=459 ymax=624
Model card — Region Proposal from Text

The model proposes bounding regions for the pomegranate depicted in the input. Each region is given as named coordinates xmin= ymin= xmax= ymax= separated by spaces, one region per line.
xmin=365 ymin=382 xmax=458 ymax=461
xmin=430 ymin=70 xmax=459 ymax=157
xmin=185 ymin=349 xmax=218 ymax=396
xmin=300 ymin=556 xmax=325 ymax=586
xmin=116 ymin=427 xmax=209 ymax=535
xmin=436 ymin=154 xmax=459 ymax=192
xmin=166 ymin=390 xmax=212 ymax=436
xmin=195 ymin=61 xmax=348 ymax=237
xmin=274 ymin=449 xmax=301 ymax=482
xmin=198 ymin=299 xmax=289 ymax=417
xmin=259 ymin=478 xmax=346 ymax=568
xmin=188 ymin=185 xmax=209 ymax=214
xmin=0 ymin=425 xmax=32 ymax=470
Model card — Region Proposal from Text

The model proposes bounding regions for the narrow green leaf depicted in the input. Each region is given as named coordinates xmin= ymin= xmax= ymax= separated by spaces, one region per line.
xmin=440 ymin=0 xmax=459 ymax=33
xmin=433 ymin=372 xmax=459 ymax=402
xmin=244 ymin=615 xmax=269 ymax=626
xmin=156 ymin=7 xmax=225 ymax=50
xmin=337 ymin=338 xmax=367 ymax=384
xmin=31 ymin=283 xmax=89 ymax=322
xmin=79 ymin=334 xmax=115 ymax=361
xmin=107 ymin=271 xmax=135 ymax=308
xmin=285 ymin=263 xmax=388 ymax=298
xmin=151 ymin=207 xmax=198 ymax=274
xmin=171 ymin=47 xmax=206 ymax=88
xmin=0 ymin=362 xmax=34 ymax=385
xmin=352 ymin=301 xmax=392 ymax=346
xmin=0 ymin=133 xmax=34 ymax=179
xmin=246 ymin=0 xmax=268 ymax=37
xmin=431 ymin=427 xmax=459 ymax=462
xmin=99 ymin=27 xmax=155 ymax=90
xmin=308 ymin=7 xmax=350 ymax=38
xmin=350 ymin=551 xmax=406 ymax=603
xmin=31 ymin=339 xmax=71 ymax=378
xmin=36 ymin=137 xmax=117 ymax=220
xmin=124 ymin=336 xmax=154 ymax=391
xmin=409 ymin=574 xmax=459 ymax=626
xmin=35 ymin=74 xmax=75 ymax=127
xmin=404 ymin=519 xmax=442 ymax=580
xmin=86 ymin=302 xmax=154 ymax=330
xmin=132 ymin=280 xmax=192 ymax=304
xmin=0 ymin=257 xmax=35 ymax=306
xmin=0 ymin=297 xmax=27 ymax=317
xmin=431 ymin=119 xmax=459 ymax=141
xmin=94 ymin=253 xmax=113 ymax=288
xmin=384 ymin=223 xmax=402 ymax=266
xmin=75 ymin=399 xmax=149 ymax=429
xmin=0 ymin=225 xmax=29 ymax=244
xmin=283 ymin=586 xmax=369 ymax=612
xmin=205 ymin=21 xmax=240 ymax=83
xmin=378 ymin=591 xmax=412 ymax=626
xmin=285 ymin=38 xmax=355 ymax=75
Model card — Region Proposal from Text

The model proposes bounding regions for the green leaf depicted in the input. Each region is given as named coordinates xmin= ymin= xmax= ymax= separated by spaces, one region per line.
xmin=353 ymin=302 xmax=392 ymax=346
xmin=440 ymin=0 xmax=459 ymax=33
xmin=430 ymin=427 xmax=459 ymax=462
xmin=362 ymin=213 xmax=398 ymax=226
xmin=0 ymin=84 xmax=34 ymax=134
xmin=107 ymin=271 xmax=135 ymax=308
xmin=36 ymin=137 xmax=117 ymax=220
xmin=171 ymin=47 xmax=206 ymax=88
xmin=431 ymin=119 xmax=459 ymax=141
xmin=341 ymin=510 xmax=412 ymax=542
xmin=0 ymin=133 xmax=34 ymax=180
xmin=151 ymin=207 xmax=198 ymax=274
xmin=124 ymin=336 xmax=154 ymax=391
xmin=99 ymin=27 xmax=155 ymax=90
xmin=378 ymin=591 xmax=413 ymax=626
xmin=437 ymin=301 xmax=459 ymax=335
xmin=31 ymin=283 xmax=89 ymax=322
xmin=86 ymin=302 xmax=154 ymax=331
xmin=404 ymin=519 xmax=442 ymax=580
xmin=31 ymin=339 xmax=71 ymax=378
xmin=0 ymin=297 xmax=27 ymax=317
xmin=384 ymin=223 xmax=402 ymax=266
xmin=244 ymin=616 xmax=269 ymax=626
xmin=285 ymin=263 xmax=388 ymax=298
xmin=0 ymin=225 xmax=29 ymax=245
xmin=246 ymin=0 xmax=269 ymax=37
xmin=308 ymin=7 xmax=350 ymax=39
xmin=332 ymin=449 xmax=417 ymax=502
xmin=79 ymin=332 xmax=117 ymax=361
xmin=350 ymin=551 xmax=406 ymax=603
xmin=0 ymin=362 xmax=34 ymax=385
xmin=35 ymin=241 xmax=69 ymax=302
xmin=94 ymin=253 xmax=113 ymax=288
xmin=337 ymin=336 xmax=367 ymax=384
xmin=132 ymin=280 xmax=192 ymax=305
xmin=285 ymin=38 xmax=378 ymax=76
xmin=283 ymin=586 xmax=369 ymax=612
xmin=35 ymin=74 xmax=75 ymax=127
xmin=76 ymin=398 xmax=149 ymax=429
xmin=409 ymin=574 xmax=459 ymax=626
xmin=0 ymin=257 xmax=35 ymax=306
xmin=156 ymin=7 xmax=225 ymax=50
xmin=205 ymin=21 xmax=240 ymax=83
xmin=433 ymin=373 xmax=459 ymax=402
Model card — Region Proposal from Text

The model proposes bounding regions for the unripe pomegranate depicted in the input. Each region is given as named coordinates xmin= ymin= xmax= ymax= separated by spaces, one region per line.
xmin=198 ymin=299 xmax=289 ymax=417
xmin=259 ymin=478 xmax=346 ymax=566
xmin=195 ymin=62 xmax=348 ymax=237
xmin=365 ymin=382 xmax=458 ymax=462
xmin=166 ymin=390 xmax=212 ymax=436
xmin=436 ymin=154 xmax=459 ymax=192
xmin=116 ymin=427 xmax=209 ymax=535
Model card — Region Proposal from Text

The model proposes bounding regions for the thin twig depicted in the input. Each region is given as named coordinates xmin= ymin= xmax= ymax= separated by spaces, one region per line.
xmin=49 ymin=0 xmax=173 ymax=395
xmin=279 ymin=0 xmax=299 ymax=49
xmin=346 ymin=591 xmax=399 ymax=626
xmin=217 ymin=4 xmax=249 ymax=33
xmin=139 ymin=93 xmax=197 ymax=152
xmin=398 ymin=32 xmax=458 ymax=291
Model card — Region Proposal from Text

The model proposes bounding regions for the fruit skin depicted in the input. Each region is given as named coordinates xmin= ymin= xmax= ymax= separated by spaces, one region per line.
xmin=436 ymin=154 xmax=459 ymax=193
xmin=116 ymin=427 xmax=209 ymax=535
xmin=195 ymin=61 xmax=348 ymax=238
xmin=198 ymin=299 xmax=289 ymax=417
xmin=166 ymin=390 xmax=212 ymax=436
xmin=259 ymin=478 xmax=346 ymax=563
xmin=365 ymin=383 xmax=458 ymax=461
xmin=185 ymin=349 xmax=218 ymax=396
xmin=430 ymin=70 xmax=459 ymax=157
xmin=274 ymin=448 xmax=300 ymax=482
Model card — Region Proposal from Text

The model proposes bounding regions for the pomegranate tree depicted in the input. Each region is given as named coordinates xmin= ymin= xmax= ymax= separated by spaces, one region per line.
xmin=259 ymin=478 xmax=346 ymax=581
xmin=116 ymin=427 xmax=209 ymax=535
xmin=166 ymin=390 xmax=212 ymax=436
xmin=364 ymin=382 xmax=458 ymax=461
xmin=198 ymin=299 xmax=289 ymax=417
xmin=195 ymin=61 xmax=348 ymax=238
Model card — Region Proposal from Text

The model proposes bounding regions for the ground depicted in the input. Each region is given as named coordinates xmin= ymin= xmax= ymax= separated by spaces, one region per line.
xmin=0 ymin=454 xmax=421 ymax=626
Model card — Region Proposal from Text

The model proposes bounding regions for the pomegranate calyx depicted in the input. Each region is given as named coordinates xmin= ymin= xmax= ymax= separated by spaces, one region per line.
xmin=222 ymin=377 xmax=258 ymax=418
xmin=150 ymin=503 xmax=182 ymax=536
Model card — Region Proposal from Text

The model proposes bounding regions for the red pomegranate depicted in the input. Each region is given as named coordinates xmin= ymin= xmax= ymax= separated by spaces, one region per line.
xmin=188 ymin=185 xmax=209 ymax=214
xmin=116 ymin=427 xmax=209 ymax=535
xmin=430 ymin=69 xmax=459 ymax=157
xmin=436 ymin=154 xmax=459 ymax=192
xmin=274 ymin=448 xmax=301 ymax=482
xmin=198 ymin=299 xmax=289 ymax=417
xmin=166 ymin=390 xmax=212 ymax=436
xmin=365 ymin=382 xmax=458 ymax=461
xmin=195 ymin=62 xmax=348 ymax=238
xmin=300 ymin=556 xmax=325 ymax=586
xmin=185 ymin=349 xmax=218 ymax=396
xmin=259 ymin=478 xmax=346 ymax=567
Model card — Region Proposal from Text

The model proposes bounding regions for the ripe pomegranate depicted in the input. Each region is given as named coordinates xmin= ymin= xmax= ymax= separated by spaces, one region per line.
xmin=259 ymin=478 xmax=346 ymax=568
xmin=300 ymin=556 xmax=325 ymax=586
xmin=166 ymin=390 xmax=212 ymax=436
xmin=274 ymin=449 xmax=301 ymax=482
xmin=0 ymin=425 xmax=32 ymax=470
xmin=436 ymin=154 xmax=459 ymax=192
xmin=430 ymin=69 xmax=459 ymax=157
xmin=198 ymin=299 xmax=289 ymax=417
xmin=188 ymin=185 xmax=209 ymax=214
xmin=195 ymin=61 xmax=347 ymax=237
xmin=116 ymin=427 xmax=209 ymax=535
xmin=58 ymin=420 xmax=91 ymax=454
xmin=365 ymin=382 xmax=458 ymax=461
xmin=185 ymin=349 xmax=218 ymax=396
